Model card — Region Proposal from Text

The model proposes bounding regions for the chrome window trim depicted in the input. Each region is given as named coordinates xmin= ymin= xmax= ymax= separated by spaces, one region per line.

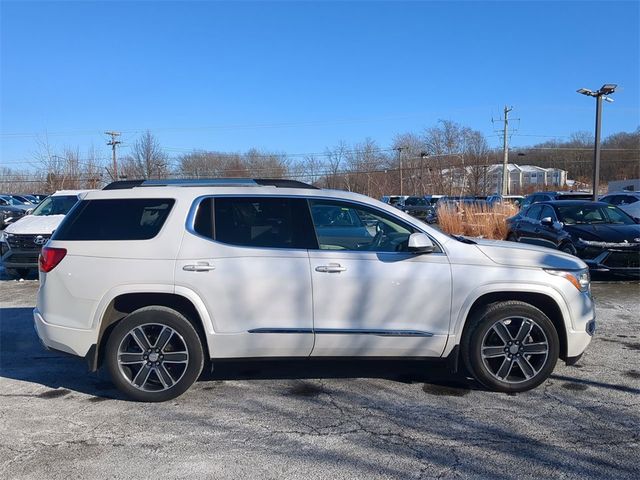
xmin=185 ymin=194 xmax=446 ymax=255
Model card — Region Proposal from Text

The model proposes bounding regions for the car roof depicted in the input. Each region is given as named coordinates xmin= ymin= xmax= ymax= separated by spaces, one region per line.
xmin=537 ymin=200 xmax=609 ymax=206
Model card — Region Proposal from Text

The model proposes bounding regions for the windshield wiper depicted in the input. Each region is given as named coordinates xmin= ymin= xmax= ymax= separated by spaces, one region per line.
xmin=453 ymin=235 xmax=477 ymax=244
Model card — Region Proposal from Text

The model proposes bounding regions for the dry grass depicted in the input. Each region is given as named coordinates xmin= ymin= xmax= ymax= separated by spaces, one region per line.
xmin=437 ymin=203 xmax=517 ymax=239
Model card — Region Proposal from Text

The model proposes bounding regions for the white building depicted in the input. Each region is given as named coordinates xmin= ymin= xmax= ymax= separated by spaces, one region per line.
xmin=486 ymin=164 xmax=567 ymax=194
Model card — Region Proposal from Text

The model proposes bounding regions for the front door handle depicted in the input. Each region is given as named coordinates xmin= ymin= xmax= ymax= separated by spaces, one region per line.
xmin=183 ymin=263 xmax=216 ymax=272
xmin=315 ymin=263 xmax=347 ymax=273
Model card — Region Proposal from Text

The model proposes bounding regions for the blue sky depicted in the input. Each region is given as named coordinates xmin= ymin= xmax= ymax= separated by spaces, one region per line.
xmin=1 ymin=0 xmax=638 ymax=167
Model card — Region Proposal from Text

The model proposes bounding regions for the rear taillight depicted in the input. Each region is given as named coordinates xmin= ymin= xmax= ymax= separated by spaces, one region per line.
xmin=39 ymin=247 xmax=67 ymax=272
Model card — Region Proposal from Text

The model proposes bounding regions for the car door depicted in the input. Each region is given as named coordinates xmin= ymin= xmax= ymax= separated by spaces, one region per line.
xmin=536 ymin=205 xmax=562 ymax=248
xmin=307 ymin=199 xmax=452 ymax=357
xmin=175 ymin=196 xmax=317 ymax=358
xmin=517 ymin=204 xmax=543 ymax=245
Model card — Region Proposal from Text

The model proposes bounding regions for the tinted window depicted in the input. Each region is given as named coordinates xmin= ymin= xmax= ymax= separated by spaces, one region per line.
xmin=540 ymin=205 xmax=556 ymax=221
xmin=620 ymin=195 xmax=639 ymax=205
xmin=309 ymin=200 xmax=415 ymax=252
xmin=556 ymin=204 xmax=635 ymax=225
xmin=193 ymin=198 xmax=213 ymax=238
xmin=214 ymin=197 xmax=317 ymax=249
xmin=53 ymin=198 xmax=174 ymax=240
xmin=526 ymin=204 xmax=543 ymax=220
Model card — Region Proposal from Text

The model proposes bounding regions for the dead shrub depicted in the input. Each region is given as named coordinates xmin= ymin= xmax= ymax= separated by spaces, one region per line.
xmin=436 ymin=203 xmax=516 ymax=239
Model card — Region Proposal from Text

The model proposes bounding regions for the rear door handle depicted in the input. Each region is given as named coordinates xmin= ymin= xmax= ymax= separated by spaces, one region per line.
xmin=315 ymin=263 xmax=347 ymax=273
xmin=183 ymin=263 xmax=216 ymax=272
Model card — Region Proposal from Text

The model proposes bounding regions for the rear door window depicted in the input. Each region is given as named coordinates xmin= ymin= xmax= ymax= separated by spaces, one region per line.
xmin=213 ymin=197 xmax=317 ymax=249
xmin=53 ymin=198 xmax=175 ymax=240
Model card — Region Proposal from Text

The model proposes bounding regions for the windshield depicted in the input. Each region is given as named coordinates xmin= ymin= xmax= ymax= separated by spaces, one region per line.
xmin=556 ymin=204 xmax=636 ymax=225
xmin=1 ymin=196 xmax=25 ymax=206
xmin=404 ymin=197 xmax=427 ymax=206
xmin=31 ymin=195 xmax=79 ymax=216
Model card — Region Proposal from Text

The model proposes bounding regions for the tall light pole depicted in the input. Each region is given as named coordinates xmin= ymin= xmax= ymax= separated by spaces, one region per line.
xmin=577 ymin=84 xmax=616 ymax=201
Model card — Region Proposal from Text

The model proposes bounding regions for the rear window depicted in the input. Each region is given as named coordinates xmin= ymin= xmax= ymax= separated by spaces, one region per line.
xmin=53 ymin=198 xmax=175 ymax=241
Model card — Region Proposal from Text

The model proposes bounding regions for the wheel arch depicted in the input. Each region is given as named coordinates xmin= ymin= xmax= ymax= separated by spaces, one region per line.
xmin=455 ymin=289 xmax=569 ymax=362
xmin=89 ymin=288 xmax=213 ymax=371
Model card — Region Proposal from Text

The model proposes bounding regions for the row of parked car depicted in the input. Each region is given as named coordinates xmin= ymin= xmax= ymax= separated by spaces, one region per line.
xmin=381 ymin=191 xmax=640 ymax=277
xmin=0 ymin=191 xmax=88 ymax=278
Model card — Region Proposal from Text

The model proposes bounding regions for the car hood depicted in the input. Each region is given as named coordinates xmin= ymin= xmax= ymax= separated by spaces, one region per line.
xmin=564 ymin=224 xmax=640 ymax=243
xmin=4 ymin=214 xmax=66 ymax=235
xmin=473 ymin=238 xmax=585 ymax=270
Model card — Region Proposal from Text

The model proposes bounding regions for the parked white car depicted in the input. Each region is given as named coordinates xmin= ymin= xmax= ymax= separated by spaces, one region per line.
xmin=34 ymin=179 xmax=596 ymax=401
xmin=1 ymin=190 xmax=90 ymax=279
xmin=600 ymin=192 xmax=640 ymax=219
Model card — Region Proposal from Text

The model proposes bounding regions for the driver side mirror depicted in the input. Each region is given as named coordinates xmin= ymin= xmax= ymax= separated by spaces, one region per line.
xmin=540 ymin=216 xmax=554 ymax=227
xmin=408 ymin=233 xmax=434 ymax=254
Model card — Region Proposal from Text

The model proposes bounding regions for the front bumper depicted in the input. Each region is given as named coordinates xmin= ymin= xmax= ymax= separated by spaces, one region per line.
xmin=1 ymin=248 xmax=41 ymax=269
xmin=579 ymin=245 xmax=640 ymax=277
xmin=33 ymin=308 xmax=94 ymax=358
xmin=565 ymin=316 xmax=596 ymax=358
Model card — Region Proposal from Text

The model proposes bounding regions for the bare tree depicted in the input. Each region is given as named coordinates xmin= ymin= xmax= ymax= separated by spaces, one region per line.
xmin=122 ymin=131 xmax=168 ymax=179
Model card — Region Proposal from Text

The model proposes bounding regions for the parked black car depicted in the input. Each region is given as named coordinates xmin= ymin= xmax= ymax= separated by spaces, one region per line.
xmin=520 ymin=191 xmax=593 ymax=210
xmin=505 ymin=200 xmax=640 ymax=277
xmin=0 ymin=196 xmax=31 ymax=228
xmin=398 ymin=196 xmax=437 ymax=223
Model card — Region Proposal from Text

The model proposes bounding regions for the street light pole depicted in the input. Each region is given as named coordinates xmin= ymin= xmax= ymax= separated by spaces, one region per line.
xmin=577 ymin=84 xmax=616 ymax=201
xmin=592 ymin=94 xmax=603 ymax=202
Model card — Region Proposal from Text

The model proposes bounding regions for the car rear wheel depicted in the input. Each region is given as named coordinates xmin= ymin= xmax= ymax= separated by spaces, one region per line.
xmin=462 ymin=301 xmax=559 ymax=393
xmin=105 ymin=306 xmax=204 ymax=402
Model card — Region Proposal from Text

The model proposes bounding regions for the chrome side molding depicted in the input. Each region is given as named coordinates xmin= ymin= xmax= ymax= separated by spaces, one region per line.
xmin=248 ymin=328 xmax=433 ymax=337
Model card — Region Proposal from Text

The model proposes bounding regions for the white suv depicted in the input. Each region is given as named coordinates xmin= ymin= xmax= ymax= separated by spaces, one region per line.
xmin=34 ymin=179 xmax=596 ymax=402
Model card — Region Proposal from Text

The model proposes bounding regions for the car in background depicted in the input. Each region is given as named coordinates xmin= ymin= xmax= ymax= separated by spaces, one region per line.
xmin=9 ymin=194 xmax=37 ymax=205
xmin=17 ymin=194 xmax=41 ymax=204
xmin=381 ymin=195 xmax=409 ymax=208
xmin=487 ymin=195 xmax=524 ymax=208
xmin=1 ymin=190 xmax=90 ymax=279
xmin=397 ymin=196 xmax=437 ymax=223
xmin=0 ymin=195 xmax=32 ymax=228
xmin=505 ymin=200 xmax=640 ymax=277
xmin=599 ymin=192 xmax=640 ymax=219
xmin=520 ymin=191 xmax=592 ymax=210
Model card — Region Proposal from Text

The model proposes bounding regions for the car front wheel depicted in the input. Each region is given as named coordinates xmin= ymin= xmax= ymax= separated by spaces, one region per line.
xmin=462 ymin=301 xmax=559 ymax=392
xmin=105 ymin=306 xmax=204 ymax=402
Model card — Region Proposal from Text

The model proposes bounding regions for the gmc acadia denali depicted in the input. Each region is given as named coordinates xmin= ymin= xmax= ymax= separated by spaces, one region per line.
xmin=34 ymin=179 xmax=596 ymax=402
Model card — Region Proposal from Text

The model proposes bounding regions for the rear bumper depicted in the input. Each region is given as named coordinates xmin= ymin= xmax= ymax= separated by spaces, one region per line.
xmin=33 ymin=308 xmax=94 ymax=358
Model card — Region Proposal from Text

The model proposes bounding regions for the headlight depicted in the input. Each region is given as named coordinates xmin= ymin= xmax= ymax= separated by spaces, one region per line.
xmin=545 ymin=268 xmax=590 ymax=293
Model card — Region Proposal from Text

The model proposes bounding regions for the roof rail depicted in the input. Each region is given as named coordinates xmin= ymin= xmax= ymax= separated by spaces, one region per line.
xmin=102 ymin=178 xmax=318 ymax=190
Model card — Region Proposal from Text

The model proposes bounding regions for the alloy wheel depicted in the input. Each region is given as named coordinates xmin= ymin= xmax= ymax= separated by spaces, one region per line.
xmin=117 ymin=323 xmax=189 ymax=392
xmin=480 ymin=316 xmax=549 ymax=384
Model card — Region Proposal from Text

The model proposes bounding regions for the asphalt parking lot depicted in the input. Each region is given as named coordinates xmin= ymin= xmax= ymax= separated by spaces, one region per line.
xmin=0 ymin=271 xmax=638 ymax=479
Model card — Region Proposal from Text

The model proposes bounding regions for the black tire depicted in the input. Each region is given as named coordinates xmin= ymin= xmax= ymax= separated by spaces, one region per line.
xmin=506 ymin=233 xmax=518 ymax=242
xmin=6 ymin=268 xmax=31 ymax=279
xmin=105 ymin=306 xmax=204 ymax=402
xmin=559 ymin=242 xmax=577 ymax=256
xmin=461 ymin=301 xmax=559 ymax=393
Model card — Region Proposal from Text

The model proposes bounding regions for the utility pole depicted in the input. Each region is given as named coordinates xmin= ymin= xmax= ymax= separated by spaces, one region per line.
xmin=395 ymin=147 xmax=404 ymax=195
xmin=501 ymin=106 xmax=513 ymax=195
xmin=105 ymin=131 xmax=121 ymax=180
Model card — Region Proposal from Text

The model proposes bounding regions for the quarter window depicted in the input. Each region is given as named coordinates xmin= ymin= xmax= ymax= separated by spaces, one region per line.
xmin=308 ymin=200 xmax=415 ymax=252
xmin=53 ymin=199 xmax=175 ymax=241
